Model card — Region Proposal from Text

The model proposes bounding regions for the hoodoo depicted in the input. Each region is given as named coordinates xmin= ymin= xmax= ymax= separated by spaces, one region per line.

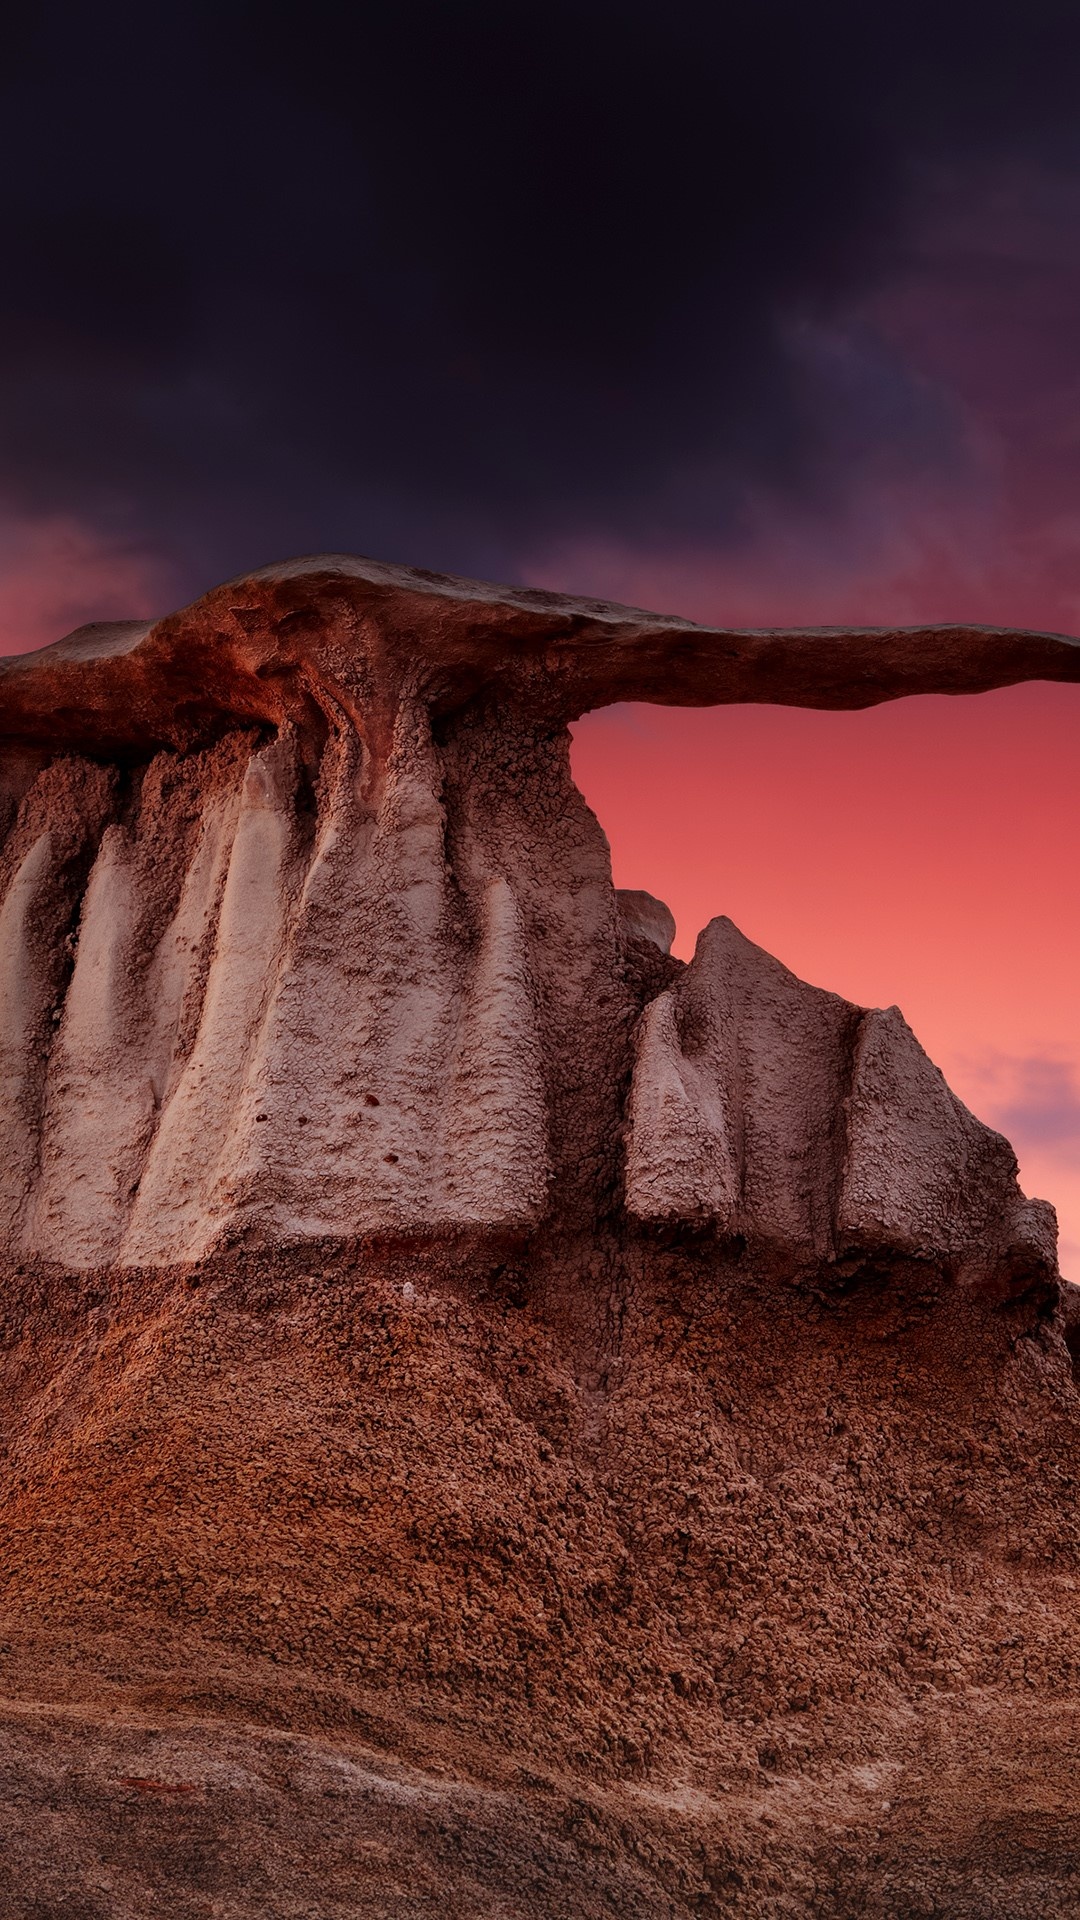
xmin=1 ymin=556 xmax=1079 ymax=1916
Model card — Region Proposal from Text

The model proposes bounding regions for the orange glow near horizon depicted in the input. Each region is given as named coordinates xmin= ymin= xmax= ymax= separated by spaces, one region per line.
xmin=572 ymin=682 xmax=1080 ymax=1273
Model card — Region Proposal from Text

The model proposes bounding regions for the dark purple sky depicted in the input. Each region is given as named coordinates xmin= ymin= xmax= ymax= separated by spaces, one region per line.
xmin=3 ymin=0 xmax=1080 ymax=634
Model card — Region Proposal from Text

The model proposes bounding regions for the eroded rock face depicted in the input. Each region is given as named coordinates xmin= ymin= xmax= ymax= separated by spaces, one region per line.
xmin=627 ymin=915 xmax=1056 ymax=1293
xmin=1 ymin=555 xmax=1079 ymax=1916
xmin=0 ymin=553 xmax=1073 ymax=1279
xmin=616 ymin=887 xmax=677 ymax=953
xmin=0 ymin=706 xmax=628 ymax=1266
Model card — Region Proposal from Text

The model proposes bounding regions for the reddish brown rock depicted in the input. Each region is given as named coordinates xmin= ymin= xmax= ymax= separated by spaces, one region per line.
xmin=0 ymin=556 xmax=1078 ymax=1916
xmin=617 ymin=887 xmax=678 ymax=954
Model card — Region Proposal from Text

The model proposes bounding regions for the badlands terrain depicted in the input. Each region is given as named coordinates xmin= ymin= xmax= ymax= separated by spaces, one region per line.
xmin=1 ymin=556 xmax=1079 ymax=1916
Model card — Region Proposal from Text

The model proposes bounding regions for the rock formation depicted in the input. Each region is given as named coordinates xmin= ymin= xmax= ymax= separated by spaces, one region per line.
xmin=1 ymin=555 xmax=1079 ymax=1917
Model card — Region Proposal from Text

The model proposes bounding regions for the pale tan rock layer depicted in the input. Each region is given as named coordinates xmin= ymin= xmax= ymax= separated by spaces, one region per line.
xmin=0 ymin=713 xmax=619 ymax=1265
xmin=0 ymin=554 xmax=1068 ymax=1280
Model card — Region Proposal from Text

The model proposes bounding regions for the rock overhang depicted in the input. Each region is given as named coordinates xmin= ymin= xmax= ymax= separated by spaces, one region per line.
xmin=2 ymin=552 xmax=1079 ymax=756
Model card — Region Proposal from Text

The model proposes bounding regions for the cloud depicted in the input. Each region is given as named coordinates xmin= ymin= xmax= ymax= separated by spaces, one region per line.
xmin=0 ymin=507 xmax=172 ymax=656
xmin=1 ymin=5 xmax=1080 ymax=592
xmin=520 ymin=459 xmax=1015 ymax=634
xmin=971 ymin=1054 xmax=1080 ymax=1156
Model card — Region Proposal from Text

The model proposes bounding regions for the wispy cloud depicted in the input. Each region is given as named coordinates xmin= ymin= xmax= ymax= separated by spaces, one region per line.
xmin=963 ymin=1050 xmax=1080 ymax=1159
xmin=0 ymin=506 xmax=171 ymax=657
xmin=955 ymin=1049 xmax=1080 ymax=1278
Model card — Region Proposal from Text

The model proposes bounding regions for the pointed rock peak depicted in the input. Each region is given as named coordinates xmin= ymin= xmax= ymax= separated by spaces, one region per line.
xmin=627 ymin=915 xmax=1058 ymax=1295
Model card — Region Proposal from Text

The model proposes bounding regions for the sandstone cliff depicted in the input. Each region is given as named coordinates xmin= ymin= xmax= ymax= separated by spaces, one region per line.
xmin=1 ymin=557 xmax=1079 ymax=1917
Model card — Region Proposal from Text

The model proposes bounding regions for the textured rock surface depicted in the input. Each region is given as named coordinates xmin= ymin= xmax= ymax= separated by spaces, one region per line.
xmin=1 ymin=555 xmax=1079 ymax=1915
xmin=627 ymin=916 xmax=1055 ymax=1293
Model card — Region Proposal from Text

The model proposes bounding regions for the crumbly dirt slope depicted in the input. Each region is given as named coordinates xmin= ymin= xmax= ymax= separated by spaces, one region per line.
xmin=2 ymin=1238 xmax=1080 ymax=1916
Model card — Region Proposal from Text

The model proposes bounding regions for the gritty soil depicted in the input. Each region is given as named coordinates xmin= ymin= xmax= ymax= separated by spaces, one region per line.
xmin=2 ymin=1234 xmax=1079 ymax=1917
